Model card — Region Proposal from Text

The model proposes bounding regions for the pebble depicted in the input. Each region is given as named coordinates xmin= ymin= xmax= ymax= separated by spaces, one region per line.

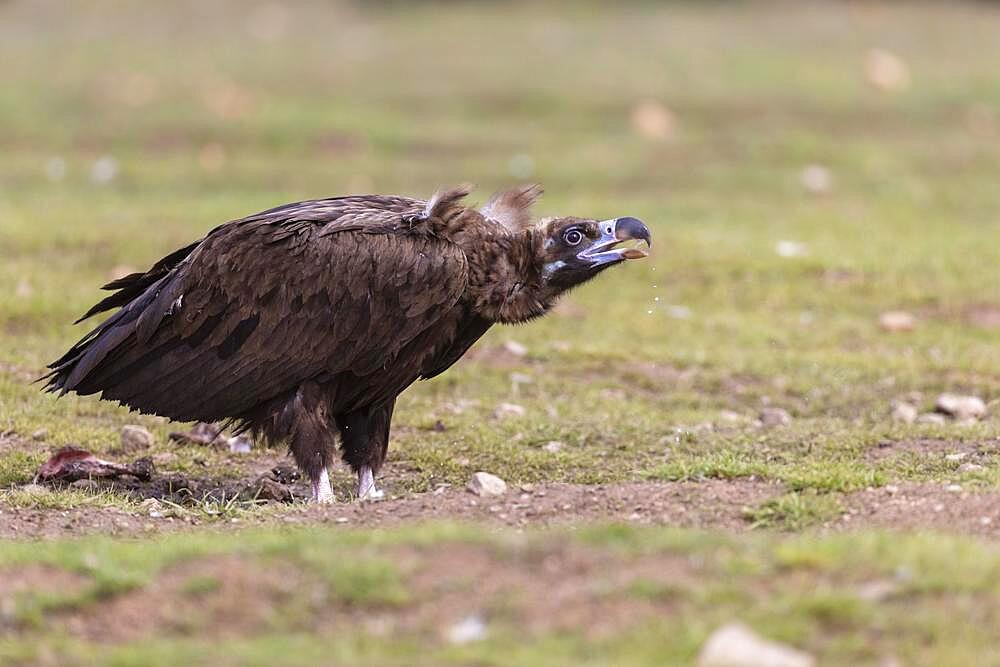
xmin=916 ymin=413 xmax=946 ymax=426
xmin=935 ymin=394 xmax=987 ymax=421
xmin=502 ymin=340 xmax=527 ymax=357
xmin=697 ymin=622 xmax=815 ymax=667
xmin=20 ymin=483 xmax=50 ymax=496
xmin=493 ymin=403 xmax=526 ymax=419
xmin=121 ymin=425 xmax=153 ymax=451
xmin=759 ymin=407 xmax=792 ymax=427
xmin=800 ymin=164 xmax=832 ymax=194
xmin=890 ymin=402 xmax=918 ymax=424
xmin=467 ymin=472 xmax=507 ymax=497
xmin=945 ymin=484 xmax=962 ymax=493
xmin=944 ymin=453 xmax=967 ymax=462
xmin=879 ymin=311 xmax=916 ymax=332
xmin=866 ymin=48 xmax=911 ymax=92
xmin=31 ymin=429 xmax=48 ymax=441
xmin=542 ymin=440 xmax=564 ymax=453
xmin=884 ymin=484 xmax=900 ymax=494
xmin=445 ymin=614 xmax=488 ymax=644
xmin=958 ymin=463 xmax=984 ymax=473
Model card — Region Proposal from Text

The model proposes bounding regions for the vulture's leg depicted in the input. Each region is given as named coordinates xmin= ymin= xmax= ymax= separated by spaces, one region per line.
xmin=285 ymin=384 xmax=336 ymax=503
xmin=336 ymin=399 xmax=395 ymax=501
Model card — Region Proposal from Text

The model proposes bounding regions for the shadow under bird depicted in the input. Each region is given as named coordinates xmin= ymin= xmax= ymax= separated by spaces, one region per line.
xmin=42 ymin=185 xmax=651 ymax=502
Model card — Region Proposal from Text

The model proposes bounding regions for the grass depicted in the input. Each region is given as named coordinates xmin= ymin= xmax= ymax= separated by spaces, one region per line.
xmin=0 ymin=524 xmax=998 ymax=666
xmin=1 ymin=0 xmax=999 ymax=663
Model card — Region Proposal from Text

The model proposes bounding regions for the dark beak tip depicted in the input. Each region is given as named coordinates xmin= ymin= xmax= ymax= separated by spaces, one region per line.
xmin=615 ymin=216 xmax=652 ymax=246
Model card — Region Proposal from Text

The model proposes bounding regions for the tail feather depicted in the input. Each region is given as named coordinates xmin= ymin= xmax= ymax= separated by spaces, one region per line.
xmin=43 ymin=241 xmax=202 ymax=395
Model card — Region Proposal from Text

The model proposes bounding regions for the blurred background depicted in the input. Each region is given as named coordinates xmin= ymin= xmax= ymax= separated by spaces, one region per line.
xmin=1 ymin=4 xmax=1000 ymax=664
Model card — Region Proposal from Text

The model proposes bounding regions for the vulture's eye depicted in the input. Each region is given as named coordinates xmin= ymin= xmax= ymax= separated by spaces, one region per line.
xmin=562 ymin=229 xmax=584 ymax=246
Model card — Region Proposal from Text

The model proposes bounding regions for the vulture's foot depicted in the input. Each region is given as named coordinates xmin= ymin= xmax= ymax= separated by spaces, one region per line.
xmin=311 ymin=468 xmax=335 ymax=504
xmin=357 ymin=466 xmax=384 ymax=501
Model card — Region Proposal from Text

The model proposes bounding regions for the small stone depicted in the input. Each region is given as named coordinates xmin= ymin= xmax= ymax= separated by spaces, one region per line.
xmin=800 ymin=164 xmax=832 ymax=194
xmin=944 ymin=452 xmax=967 ymax=462
xmin=980 ymin=517 xmax=993 ymax=526
xmin=631 ymin=100 xmax=676 ymax=141
xmin=775 ymin=240 xmax=807 ymax=258
xmin=228 ymin=435 xmax=252 ymax=453
xmin=935 ymin=394 xmax=987 ymax=421
xmin=335 ymin=517 xmax=349 ymax=524
xmin=120 ymin=425 xmax=153 ymax=451
xmin=945 ymin=484 xmax=962 ymax=493
xmin=502 ymin=340 xmax=528 ymax=357
xmin=445 ymin=614 xmax=487 ymax=644
xmin=718 ymin=410 xmax=744 ymax=424
xmin=542 ymin=440 xmax=564 ymax=453
xmin=917 ymin=413 xmax=946 ymax=426
xmin=759 ymin=408 xmax=792 ymax=427
xmin=879 ymin=311 xmax=916 ymax=332
xmin=467 ymin=472 xmax=507 ymax=497
xmin=493 ymin=403 xmax=526 ymax=419
xmin=866 ymin=49 xmax=911 ymax=92
xmin=884 ymin=484 xmax=899 ymax=494
xmin=958 ymin=463 xmax=984 ymax=473
xmin=19 ymin=483 xmax=50 ymax=496
xmin=31 ymin=428 xmax=48 ymax=441
xmin=890 ymin=402 xmax=918 ymax=424
xmin=697 ymin=622 xmax=815 ymax=667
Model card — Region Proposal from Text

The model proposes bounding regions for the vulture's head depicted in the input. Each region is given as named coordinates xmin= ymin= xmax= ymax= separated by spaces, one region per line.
xmin=472 ymin=184 xmax=652 ymax=323
xmin=537 ymin=215 xmax=651 ymax=291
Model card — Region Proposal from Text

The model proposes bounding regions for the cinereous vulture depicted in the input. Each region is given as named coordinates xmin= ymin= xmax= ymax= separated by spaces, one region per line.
xmin=43 ymin=185 xmax=651 ymax=502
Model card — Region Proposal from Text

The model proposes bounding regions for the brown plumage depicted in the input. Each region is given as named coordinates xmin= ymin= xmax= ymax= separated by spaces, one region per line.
xmin=43 ymin=185 xmax=650 ymax=502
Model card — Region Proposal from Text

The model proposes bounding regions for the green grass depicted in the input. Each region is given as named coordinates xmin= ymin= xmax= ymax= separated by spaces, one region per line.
xmin=1 ymin=1 xmax=1000 ymax=663
xmin=0 ymin=524 xmax=998 ymax=666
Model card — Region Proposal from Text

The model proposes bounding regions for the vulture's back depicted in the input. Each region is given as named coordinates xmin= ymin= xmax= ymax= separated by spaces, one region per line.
xmin=43 ymin=196 xmax=472 ymax=424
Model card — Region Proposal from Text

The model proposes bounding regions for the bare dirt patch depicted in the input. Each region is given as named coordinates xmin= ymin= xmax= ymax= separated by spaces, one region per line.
xmin=1 ymin=480 xmax=781 ymax=540
xmin=864 ymin=438 xmax=999 ymax=463
xmin=840 ymin=483 xmax=1000 ymax=537
xmin=57 ymin=556 xmax=308 ymax=643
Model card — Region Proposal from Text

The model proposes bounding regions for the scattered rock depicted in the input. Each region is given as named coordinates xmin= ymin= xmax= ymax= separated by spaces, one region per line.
xmin=958 ymin=463 xmax=984 ymax=473
xmin=916 ymin=413 xmax=947 ymax=426
xmin=879 ymin=310 xmax=916 ymax=332
xmin=697 ymin=622 xmax=815 ymax=667
xmin=759 ymin=408 xmax=792 ymax=427
xmin=121 ymin=425 xmax=153 ymax=451
xmin=502 ymin=340 xmax=528 ymax=357
xmin=228 ymin=435 xmax=252 ymax=454
xmin=169 ymin=422 xmax=224 ymax=445
xmin=542 ymin=440 xmax=564 ymax=453
xmin=718 ymin=410 xmax=745 ymax=424
xmin=890 ymin=401 xmax=918 ymax=424
xmin=249 ymin=476 xmax=294 ymax=502
xmin=775 ymin=240 xmax=808 ymax=258
xmin=800 ymin=164 xmax=832 ymax=194
xmin=467 ymin=472 xmax=507 ymax=497
xmin=19 ymin=483 xmax=50 ymax=496
xmin=946 ymin=484 xmax=963 ymax=493
xmin=445 ymin=614 xmax=488 ymax=644
xmin=494 ymin=402 xmax=526 ymax=419
xmin=31 ymin=428 xmax=48 ymax=441
xmin=855 ymin=579 xmax=901 ymax=602
xmin=866 ymin=48 xmax=911 ymax=92
xmin=935 ymin=394 xmax=987 ymax=421
xmin=630 ymin=100 xmax=676 ymax=141
xmin=944 ymin=452 xmax=967 ymax=462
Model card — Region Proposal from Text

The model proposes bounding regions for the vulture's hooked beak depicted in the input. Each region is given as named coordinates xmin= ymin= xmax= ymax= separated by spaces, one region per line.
xmin=577 ymin=217 xmax=652 ymax=266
